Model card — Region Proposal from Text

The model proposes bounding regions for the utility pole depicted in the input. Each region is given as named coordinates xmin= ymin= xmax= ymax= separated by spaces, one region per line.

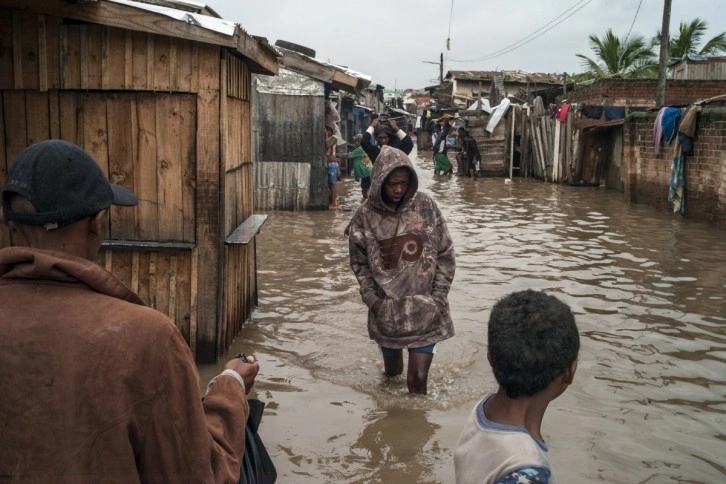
xmin=439 ymin=52 xmax=443 ymax=84
xmin=656 ymin=0 xmax=672 ymax=108
xmin=422 ymin=52 xmax=444 ymax=84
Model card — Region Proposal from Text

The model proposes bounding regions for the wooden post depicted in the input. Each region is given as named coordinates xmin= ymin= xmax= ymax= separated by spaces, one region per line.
xmin=553 ymin=118 xmax=561 ymax=183
xmin=509 ymin=105 xmax=515 ymax=180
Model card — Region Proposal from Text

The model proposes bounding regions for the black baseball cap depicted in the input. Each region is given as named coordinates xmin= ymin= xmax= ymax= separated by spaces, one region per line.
xmin=2 ymin=139 xmax=138 ymax=230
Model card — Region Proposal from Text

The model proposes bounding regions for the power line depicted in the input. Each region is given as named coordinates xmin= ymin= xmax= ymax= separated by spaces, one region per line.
xmin=624 ymin=0 xmax=644 ymax=42
xmin=449 ymin=0 xmax=593 ymax=63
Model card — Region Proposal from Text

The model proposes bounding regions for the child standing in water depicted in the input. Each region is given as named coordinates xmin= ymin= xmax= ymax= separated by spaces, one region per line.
xmin=348 ymin=146 xmax=455 ymax=394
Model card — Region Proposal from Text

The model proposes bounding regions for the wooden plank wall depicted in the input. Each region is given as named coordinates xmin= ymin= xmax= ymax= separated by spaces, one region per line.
xmin=0 ymin=90 xmax=196 ymax=242
xmin=0 ymin=8 xmax=200 ymax=93
xmin=100 ymin=248 xmax=194 ymax=344
xmin=222 ymin=243 xmax=256 ymax=350
xmin=220 ymin=51 xmax=256 ymax=352
xmin=0 ymin=7 xmax=264 ymax=363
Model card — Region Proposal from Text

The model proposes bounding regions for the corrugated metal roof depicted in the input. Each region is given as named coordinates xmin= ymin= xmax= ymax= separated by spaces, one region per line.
xmin=110 ymin=0 xmax=236 ymax=36
xmin=446 ymin=70 xmax=563 ymax=84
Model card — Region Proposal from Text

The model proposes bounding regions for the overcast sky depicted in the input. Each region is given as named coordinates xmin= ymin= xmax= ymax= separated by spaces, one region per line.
xmin=207 ymin=0 xmax=726 ymax=90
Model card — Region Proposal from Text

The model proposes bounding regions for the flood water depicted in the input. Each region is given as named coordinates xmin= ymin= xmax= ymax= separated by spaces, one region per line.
xmin=200 ymin=146 xmax=726 ymax=483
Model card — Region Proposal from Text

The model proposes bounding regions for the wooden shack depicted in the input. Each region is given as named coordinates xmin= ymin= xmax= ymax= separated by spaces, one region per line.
xmin=253 ymin=44 xmax=369 ymax=210
xmin=0 ymin=0 xmax=279 ymax=363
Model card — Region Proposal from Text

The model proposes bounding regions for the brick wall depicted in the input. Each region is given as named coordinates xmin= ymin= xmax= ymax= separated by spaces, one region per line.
xmin=566 ymin=79 xmax=726 ymax=106
xmin=622 ymin=108 xmax=726 ymax=229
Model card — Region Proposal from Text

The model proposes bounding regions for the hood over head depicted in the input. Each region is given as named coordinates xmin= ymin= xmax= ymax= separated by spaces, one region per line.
xmin=367 ymin=145 xmax=418 ymax=213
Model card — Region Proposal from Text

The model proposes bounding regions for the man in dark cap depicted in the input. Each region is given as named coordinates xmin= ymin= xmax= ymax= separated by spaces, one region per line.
xmin=0 ymin=140 xmax=259 ymax=482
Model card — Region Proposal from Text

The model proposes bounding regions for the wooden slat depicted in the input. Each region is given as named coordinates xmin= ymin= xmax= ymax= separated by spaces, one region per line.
xmin=194 ymin=42 xmax=221 ymax=362
xmin=146 ymin=32 xmax=154 ymax=91
xmin=0 ymin=10 xmax=13 ymax=89
xmin=175 ymin=250 xmax=192 ymax=342
xmin=169 ymin=37 xmax=178 ymax=91
xmin=135 ymin=93 xmax=159 ymax=240
xmin=189 ymin=247 xmax=198 ymax=355
xmin=12 ymin=11 xmax=22 ymax=89
xmin=124 ymin=30 xmax=133 ymax=89
xmin=60 ymin=25 xmax=81 ymax=89
xmin=174 ymin=38 xmax=193 ymax=93
xmin=155 ymin=94 xmax=183 ymax=241
xmin=179 ymin=96 xmax=196 ymax=242
xmin=0 ymin=92 xmax=9 ymax=247
xmin=44 ymin=14 xmax=61 ymax=90
xmin=80 ymin=93 xmax=108 ymax=178
xmin=153 ymin=35 xmax=170 ymax=91
xmin=25 ymin=90 xmax=49 ymax=146
xmin=155 ymin=253 xmax=170 ymax=316
xmin=79 ymin=25 xmax=88 ymax=89
xmin=148 ymin=251 xmax=157 ymax=309
xmin=168 ymin=254 xmax=177 ymax=325
xmin=81 ymin=24 xmax=104 ymax=90
xmin=58 ymin=91 xmax=79 ymax=145
xmin=101 ymin=25 xmax=110 ymax=89
xmin=37 ymin=14 xmax=47 ymax=91
xmin=106 ymin=95 xmax=136 ymax=238
xmin=3 ymin=91 xmax=27 ymax=163
xmin=131 ymin=251 xmax=140 ymax=294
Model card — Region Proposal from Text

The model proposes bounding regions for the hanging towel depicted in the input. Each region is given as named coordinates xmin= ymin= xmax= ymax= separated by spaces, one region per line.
xmin=668 ymin=149 xmax=685 ymax=215
xmin=653 ymin=107 xmax=667 ymax=155
xmin=661 ymin=107 xmax=682 ymax=144
xmin=603 ymin=106 xmax=626 ymax=120
xmin=678 ymin=105 xmax=702 ymax=138
xmin=555 ymin=103 xmax=571 ymax=122
xmin=582 ymin=105 xmax=603 ymax=119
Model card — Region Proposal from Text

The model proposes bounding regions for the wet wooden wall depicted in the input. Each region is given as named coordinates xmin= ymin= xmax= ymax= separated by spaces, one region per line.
xmin=0 ymin=6 xmax=261 ymax=363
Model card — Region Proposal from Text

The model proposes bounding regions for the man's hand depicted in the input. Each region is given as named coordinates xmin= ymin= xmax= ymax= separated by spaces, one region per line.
xmin=223 ymin=355 xmax=259 ymax=394
xmin=371 ymin=118 xmax=380 ymax=128
xmin=389 ymin=119 xmax=399 ymax=131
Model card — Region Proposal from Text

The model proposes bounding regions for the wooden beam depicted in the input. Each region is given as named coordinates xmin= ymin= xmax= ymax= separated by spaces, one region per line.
xmin=1 ymin=0 xmax=278 ymax=76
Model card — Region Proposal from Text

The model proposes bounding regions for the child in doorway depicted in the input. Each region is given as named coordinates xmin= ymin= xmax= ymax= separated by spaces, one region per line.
xmin=325 ymin=125 xmax=340 ymax=209
xmin=454 ymin=289 xmax=580 ymax=483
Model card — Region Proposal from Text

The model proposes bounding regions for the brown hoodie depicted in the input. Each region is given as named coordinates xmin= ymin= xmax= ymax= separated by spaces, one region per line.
xmin=348 ymin=146 xmax=455 ymax=349
xmin=0 ymin=247 xmax=248 ymax=483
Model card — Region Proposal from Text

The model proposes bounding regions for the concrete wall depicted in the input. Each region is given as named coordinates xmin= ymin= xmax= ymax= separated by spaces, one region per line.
xmin=622 ymin=108 xmax=726 ymax=229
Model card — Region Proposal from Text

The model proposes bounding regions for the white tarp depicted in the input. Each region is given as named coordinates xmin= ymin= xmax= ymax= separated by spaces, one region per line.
xmin=467 ymin=98 xmax=492 ymax=114
xmin=486 ymin=98 xmax=511 ymax=133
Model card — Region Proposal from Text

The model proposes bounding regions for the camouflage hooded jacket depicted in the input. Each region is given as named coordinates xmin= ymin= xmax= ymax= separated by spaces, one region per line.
xmin=348 ymin=146 xmax=456 ymax=349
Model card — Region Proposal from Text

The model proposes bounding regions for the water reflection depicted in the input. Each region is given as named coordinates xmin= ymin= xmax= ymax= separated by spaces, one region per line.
xmin=202 ymin=147 xmax=726 ymax=483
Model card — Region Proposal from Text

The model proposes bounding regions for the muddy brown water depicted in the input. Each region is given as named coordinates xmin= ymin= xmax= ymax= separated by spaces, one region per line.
xmin=200 ymin=147 xmax=726 ymax=483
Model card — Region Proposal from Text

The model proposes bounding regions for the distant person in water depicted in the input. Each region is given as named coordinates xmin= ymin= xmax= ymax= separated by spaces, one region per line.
xmin=454 ymin=289 xmax=580 ymax=483
xmin=361 ymin=117 xmax=413 ymax=163
xmin=348 ymin=146 xmax=455 ymax=394
xmin=433 ymin=117 xmax=453 ymax=175
xmin=456 ymin=127 xmax=482 ymax=178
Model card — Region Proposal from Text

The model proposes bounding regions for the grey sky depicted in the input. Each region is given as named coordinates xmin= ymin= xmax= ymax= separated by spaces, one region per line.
xmin=207 ymin=0 xmax=726 ymax=90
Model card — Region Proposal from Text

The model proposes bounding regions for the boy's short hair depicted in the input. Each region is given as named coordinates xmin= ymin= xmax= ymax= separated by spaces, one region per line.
xmin=488 ymin=290 xmax=579 ymax=398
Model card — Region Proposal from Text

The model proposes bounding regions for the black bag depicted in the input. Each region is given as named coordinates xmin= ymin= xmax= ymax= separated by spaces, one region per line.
xmin=239 ymin=399 xmax=277 ymax=484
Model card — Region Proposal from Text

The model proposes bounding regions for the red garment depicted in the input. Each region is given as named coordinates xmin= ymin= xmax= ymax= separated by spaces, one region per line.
xmin=555 ymin=103 xmax=571 ymax=122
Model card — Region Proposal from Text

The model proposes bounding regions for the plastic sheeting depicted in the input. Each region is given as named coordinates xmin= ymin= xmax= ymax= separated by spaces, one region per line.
xmin=255 ymin=68 xmax=325 ymax=96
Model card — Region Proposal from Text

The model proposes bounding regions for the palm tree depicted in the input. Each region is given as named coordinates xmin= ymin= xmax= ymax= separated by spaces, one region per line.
xmin=656 ymin=18 xmax=726 ymax=59
xmin=576 ymin=29 xmax=657 ymax=79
